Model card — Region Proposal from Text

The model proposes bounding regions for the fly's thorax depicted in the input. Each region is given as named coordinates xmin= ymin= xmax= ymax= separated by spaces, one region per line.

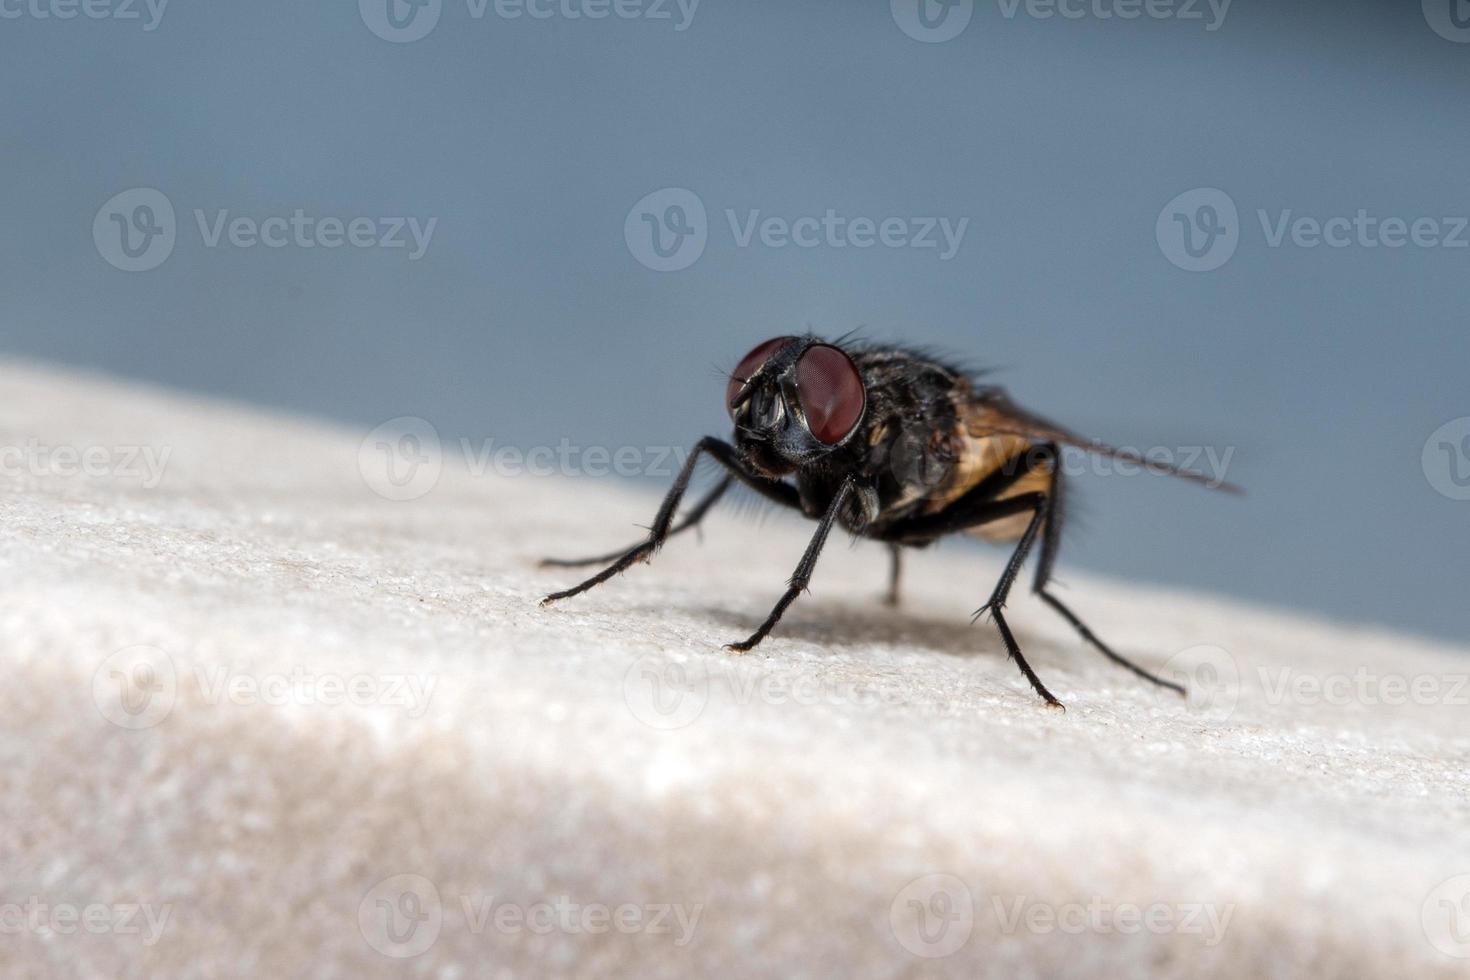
xmin=846 ymin=409 xmax=963 ymax=521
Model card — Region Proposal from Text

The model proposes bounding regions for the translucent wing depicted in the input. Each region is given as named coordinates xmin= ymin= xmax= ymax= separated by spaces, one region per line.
xmin=961 ymin=386 xmax=1244 ymax=494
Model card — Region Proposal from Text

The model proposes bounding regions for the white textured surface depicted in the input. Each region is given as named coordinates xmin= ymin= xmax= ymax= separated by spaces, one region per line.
xmin=2 ymin=361 xmax=1469 ymax=979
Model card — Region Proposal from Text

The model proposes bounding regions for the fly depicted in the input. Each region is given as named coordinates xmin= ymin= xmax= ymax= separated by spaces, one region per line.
xmin=540 ymin=334 xmax=1241 ymax=709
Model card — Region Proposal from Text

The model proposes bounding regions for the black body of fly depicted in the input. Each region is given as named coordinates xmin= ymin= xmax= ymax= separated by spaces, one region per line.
xmin=540 ymin=334 xmax=1240 ymax=709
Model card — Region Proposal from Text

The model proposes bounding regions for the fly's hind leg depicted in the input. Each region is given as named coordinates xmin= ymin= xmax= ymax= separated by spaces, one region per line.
xmin=884 ymin=544 xmax=903 ymax=607
xmin=1030 ymin=461 xmax=1185 ymax=697
xmin=878 ymin=469 xmax=1062 ymax=707
xmin=879 ymin=441 xmax=1185 ymax=704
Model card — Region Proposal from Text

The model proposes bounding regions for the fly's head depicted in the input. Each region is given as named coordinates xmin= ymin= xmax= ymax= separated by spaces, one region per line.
xmin=725 ymin=335 xmax=867 ymax=478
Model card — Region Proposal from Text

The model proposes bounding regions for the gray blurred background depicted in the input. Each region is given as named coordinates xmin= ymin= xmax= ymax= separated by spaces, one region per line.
xmin=2 ymin=0 xmax=1467 ymax=641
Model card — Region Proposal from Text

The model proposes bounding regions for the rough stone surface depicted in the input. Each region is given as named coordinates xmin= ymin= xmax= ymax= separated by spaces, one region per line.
xmin=2 ymin=362 xmax=1468 ymax=978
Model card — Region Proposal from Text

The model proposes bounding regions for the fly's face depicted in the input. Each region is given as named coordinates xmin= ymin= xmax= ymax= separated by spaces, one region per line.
xmin=725 ymin=336 xmax=867 ymax=477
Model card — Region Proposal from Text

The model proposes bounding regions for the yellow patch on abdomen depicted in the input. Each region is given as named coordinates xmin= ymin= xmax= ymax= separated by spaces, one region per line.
xmin=924 ymin=433 xmax=1052 ymax=543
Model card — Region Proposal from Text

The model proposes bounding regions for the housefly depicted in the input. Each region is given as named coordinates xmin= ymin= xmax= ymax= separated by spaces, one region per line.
xmin=540 ymin=334 xmax=1240 ymax=709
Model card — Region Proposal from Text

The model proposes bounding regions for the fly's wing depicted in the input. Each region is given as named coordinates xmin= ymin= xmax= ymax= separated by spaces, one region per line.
xmin=963 ymin=386 xmax=1244 ymax=494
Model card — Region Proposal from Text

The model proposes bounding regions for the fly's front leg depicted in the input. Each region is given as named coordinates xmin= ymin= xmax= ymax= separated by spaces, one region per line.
xmin=540 ymin=437 xmax=798 ymax=605
xmin=724 ymin=477 xmax=857 ymax=653
xmin=540 ymin=477 xmax=733 ymax=569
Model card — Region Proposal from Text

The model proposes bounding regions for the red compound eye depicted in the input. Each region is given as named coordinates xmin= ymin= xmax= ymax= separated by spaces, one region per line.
xmin=795 ymin=345 xmax=865 ymax=444
xmin=726 ymin=336 xmax=796 ymax=416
